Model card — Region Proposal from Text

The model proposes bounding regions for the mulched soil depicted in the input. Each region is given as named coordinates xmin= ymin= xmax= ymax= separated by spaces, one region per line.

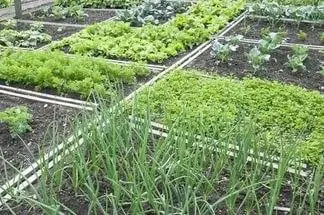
xmin=185 ymin=42 xmax=324 ymax=91
xmin=21 ymin=8 xmax=117 ymax=25
xmin=224 ymin=16 xmax=324 ymax=46
xmin=0 ymin=94 xmax=78 ymax=184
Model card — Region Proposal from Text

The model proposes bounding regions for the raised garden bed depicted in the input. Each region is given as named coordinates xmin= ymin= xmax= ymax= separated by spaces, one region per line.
xmin=49 ymin=0 xmax=245 ymax=64
xmin=0 ymin=50 xmax=156 ymax=100
xmin=185 ymin=42 xmax=324 ymax=91
xmin=135 ymin=71 xmax=324 ymax=164
xmin=0 ymin=94 xmax=77 ymax=184
xmin=224 ymin=16 xmax=324 ymax=46
xmin=0 ymin=20 xmax=83 ymax=48
xmin=21 ymin=8 xmax=117 ymax=25
xmin=0 ymin=110 xmax=323 ymax=214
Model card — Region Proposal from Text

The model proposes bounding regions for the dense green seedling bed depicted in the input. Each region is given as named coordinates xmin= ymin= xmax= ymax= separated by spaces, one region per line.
xmin=51 ymin=0 xmax=245 ymax=63
xmin=0 ymin=50 xmax=149 ymax=98
xmin=250 ymin=0 xmax=321 ymax=6
xmin=135 ymin=71 xmax=324 ymax=163
xmin=54 ymin=0 xmax=141 ymax=9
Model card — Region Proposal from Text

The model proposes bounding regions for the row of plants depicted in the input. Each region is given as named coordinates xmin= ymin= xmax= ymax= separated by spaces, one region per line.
xmin=250 ymin=0 xmax=322 ymax=6
xmin=55 ymin=0 xmax=141 ymax=8
xmin=50 ymin=0 xmax=245 ymax=63
xmin=0 ymin=20 xmax=52 ymax=48
xmin=2 ymin=103 xmax=323 ymax=214
xmin=37 ymin=5 xmax=88 ymax=21
xmin=0 ymin=106 xmax=32 ymax=137
xmin=248 ymin=0 xmax=324 ymax=21
xmin=117 ymin=0 xmax=190 ymax=27
xmin=212 ymin=32 xmax=321 ymax=73
xmin=134 ymin=70 xmax=324 ymax=164
xmin=0 ymin=50 xmax=149 ymax=98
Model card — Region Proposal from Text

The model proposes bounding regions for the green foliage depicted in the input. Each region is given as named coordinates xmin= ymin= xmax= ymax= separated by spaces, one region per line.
xmin=0 ymin=106 xmax=32 ymax=137
xmin=117 ymin=0 xmax=188 ymax=27
xmin=0 ymin=22 xmax=52 ymax=48
xmin=258 ymin=32 xmax=285 ymax=54
xmin=51 ymin=0 xmax=245 ymax=63
xmin=0 ymin=0 xmax=11 ymax=8
xmin=210 ymin=35 xmax=243 ymax=63
xmin=2 ymin=19 xmax=17 ymax=30
xmin=248 ymin=0 xmax=324 ymax=20
xmin=286 ymin=44 xmax=309 ymax=72
xmin=54 ymin=0 xmax=141 ymax=8
xmin=135 ymin=70 xmax=324 ymax=163
xmin=249 ymin=0 xmax=321 ymax=6
xmin=247 ymin=32 xmax=285 ymax=71
xmin=0 ymin=50 xmax=149 ymax=98
xmin=247 ymin=47 xmax=270 ymax=71
xmin=42 ymin=5 xmax=88 ymax=21
xmin=320 ymin=32 xmax=324 ymax=44
xmin=297 ymin=30 xmax=308 ymax=41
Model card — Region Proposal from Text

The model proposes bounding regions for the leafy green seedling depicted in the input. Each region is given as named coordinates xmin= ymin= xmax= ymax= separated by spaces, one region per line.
xmin=286 ymin=44 xmax=309 ymax=72
xmin=320 ymin=32 xmax=324 ymax=44
xmin=0 ymin=106 xmax=32 ymax=137
xmin=258 ymin=32 xmax=285 ymax=54
xmin=297 ymin=30 xmax=307 ymax=41
xmin=211 ymin=35 xmax=243 ymax=63
xmin=247 ymin=47 xmax=270 ymax=71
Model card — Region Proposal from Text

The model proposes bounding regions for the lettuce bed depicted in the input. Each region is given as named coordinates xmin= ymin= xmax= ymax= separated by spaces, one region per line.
xmin=51 ymin=0 xmax=245 ymax=63
xmin=0 ymin=50 xmax=149 ymax=98
xmin=54 ymin=0 xmax=141 ymax=8
xmin=135 ymin=70 xmax=324 ymax=163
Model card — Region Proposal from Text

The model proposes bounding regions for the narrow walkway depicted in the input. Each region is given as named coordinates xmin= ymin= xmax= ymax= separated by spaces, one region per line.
xmin=0 ymin=0 xmax=52 ymax=20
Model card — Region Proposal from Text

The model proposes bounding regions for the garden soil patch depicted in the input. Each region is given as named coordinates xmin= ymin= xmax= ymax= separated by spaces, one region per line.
xmin=224 ymin=17 xmax=324 ymax=46
xmin=185 ymin=42 xmax=324 ymax=91
xmin=21 ymin=8 xmax=117 ymax=25
xmin=0 ymin=94 xmax=78 ymax=184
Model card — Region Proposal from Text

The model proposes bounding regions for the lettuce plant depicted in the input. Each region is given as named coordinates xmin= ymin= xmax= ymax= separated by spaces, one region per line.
xmin=0 ymin=106 xmax=32 ymax=137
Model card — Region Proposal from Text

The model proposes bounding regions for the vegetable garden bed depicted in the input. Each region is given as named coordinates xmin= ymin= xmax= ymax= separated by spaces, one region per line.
xmin=0 ymin=0 xmax=323 ymax=214
xmin=21 ymin=8 xmax=117 ymax=25
xmin=0 ymin=94 xmax=77 ymax=184
xmin=0 ymin=20 xmax=83 ymax=48
xmin=0 ymin=108 xmax=323 ymax=214
xmin=135 ymin=71 xmax=324 ymax=164
xmin=0 ymin=50 xmax=156 ymax=100
xmin=50 ymin=0 xmax=245 ymax=64
xmin=224 ymin=16 xmax=324 ymax=46
xmin=185 ymin=41 xmax=324 ymax=91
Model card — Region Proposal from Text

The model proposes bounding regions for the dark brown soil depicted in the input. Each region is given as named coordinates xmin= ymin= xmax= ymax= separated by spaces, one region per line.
xmin=225 ymin=17 xmax=324 ymax=46
xmin=21 ymin=8 xmax=117 ymax=25
xmin=185 ymin=42 xmax=324 ymax=91
xmin=0 ymin=94 xmax=78 ymax=183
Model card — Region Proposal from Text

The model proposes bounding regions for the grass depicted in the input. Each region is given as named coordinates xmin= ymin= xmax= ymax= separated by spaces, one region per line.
xmin=0 ymin=99 xmax=322 ymax=214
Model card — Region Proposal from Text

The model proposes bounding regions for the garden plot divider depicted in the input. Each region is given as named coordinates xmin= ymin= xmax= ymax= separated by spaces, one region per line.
xmin=0 ymin=10 xmax=250 ymax=207
xmin=218 ymin=36 xmax=324 ymax=50
xmin=247 ymin=15 xmax=324 ymax=25
xmin=130 ymin=116 xmax=309 ymax=177
xmin=0 ymin=84 xmax=96 ymax=110
xmin=16 ymin=18 xmax=88 ymax=28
